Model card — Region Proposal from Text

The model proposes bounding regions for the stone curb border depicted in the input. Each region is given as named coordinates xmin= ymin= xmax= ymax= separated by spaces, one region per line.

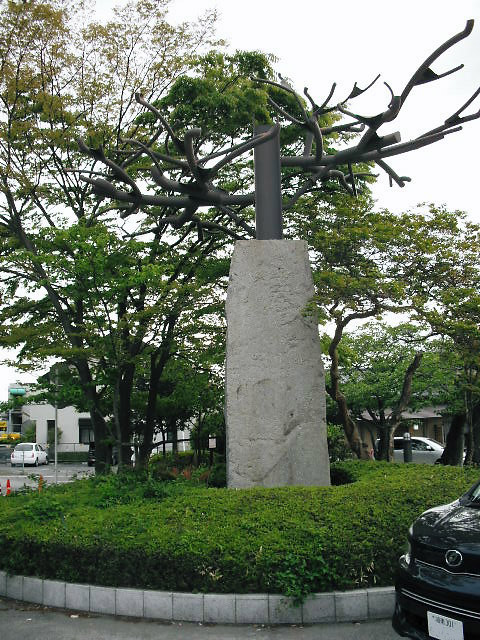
xmin=0 ymin=571 xmax=395 ymax=625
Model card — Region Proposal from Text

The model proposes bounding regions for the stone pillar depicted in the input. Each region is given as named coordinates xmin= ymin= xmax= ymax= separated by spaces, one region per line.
xmin=225 ymin=239 xmax=330 ymax=488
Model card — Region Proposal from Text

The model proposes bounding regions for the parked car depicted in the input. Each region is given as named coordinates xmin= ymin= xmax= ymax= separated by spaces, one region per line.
xmin=396 ymin=436 xmax=444 ymax=464
xmin=376 ymin=437 xmax=444 ymax=464
xmin=10 ymin=442 xmax=48 ymax=466
xmin=392 ymin=477 xmax=480 ymax=639
xmin=0 ymin=444 xmax=12 ymax=462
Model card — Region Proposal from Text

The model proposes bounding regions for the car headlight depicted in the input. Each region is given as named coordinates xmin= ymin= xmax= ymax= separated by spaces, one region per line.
xmin=402 ymin=538 xmax=411 ymax=562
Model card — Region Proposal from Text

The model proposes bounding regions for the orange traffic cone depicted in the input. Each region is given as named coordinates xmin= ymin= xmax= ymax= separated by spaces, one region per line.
xmin=38 ymin=475 xmax=43 ymax=493
xmin=6 ymin=479 xmax=11 ymax=496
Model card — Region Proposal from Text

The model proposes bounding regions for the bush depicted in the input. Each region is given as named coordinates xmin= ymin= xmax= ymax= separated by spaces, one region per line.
xmin=0 ymin=462 xmax=477 ymax=601
xmin=327 ymin=424 xmax=354 ymax=463
xmin=56 ymin=451 xmax=88 ymax=463
xmin=207 ymin=462 xmax=226 ymax=487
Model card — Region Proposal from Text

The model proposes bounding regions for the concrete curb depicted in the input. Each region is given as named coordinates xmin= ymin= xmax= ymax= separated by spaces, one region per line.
xmin=0 ymin=571 xmax=395 ymax=624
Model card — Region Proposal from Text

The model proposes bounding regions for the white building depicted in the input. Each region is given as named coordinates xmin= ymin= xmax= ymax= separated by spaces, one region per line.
xmin=7 ymin=382 xmax=92 ymax=453
xmin=6 ymin=382 xmax=191 ymax=454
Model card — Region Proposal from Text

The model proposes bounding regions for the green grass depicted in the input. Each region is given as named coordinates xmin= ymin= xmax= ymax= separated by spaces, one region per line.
xmin=0 ymin=461 xmax=477 ymax=602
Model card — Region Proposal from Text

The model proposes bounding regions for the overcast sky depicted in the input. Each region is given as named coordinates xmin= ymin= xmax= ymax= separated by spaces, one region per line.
xmin=2 ymin=0 xmax=479 ymax=400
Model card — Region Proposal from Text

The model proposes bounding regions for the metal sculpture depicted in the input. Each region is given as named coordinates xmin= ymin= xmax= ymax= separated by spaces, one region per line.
xmin=79 ymin=20 xmax=479 ymax=240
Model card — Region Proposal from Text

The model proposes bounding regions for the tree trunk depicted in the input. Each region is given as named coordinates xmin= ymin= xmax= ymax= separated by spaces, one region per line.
xmin=383 ymin=352 xmax=423 ymax=462
xmin=170 ymin=417 xmax=178 ymax=455
xmin=438 ymin=413 xmax=465 ymax=466
xmin=328 ymin=324 xmax=370 ymax=460
xmin=377 ymin=425 xmax=394 ymax=461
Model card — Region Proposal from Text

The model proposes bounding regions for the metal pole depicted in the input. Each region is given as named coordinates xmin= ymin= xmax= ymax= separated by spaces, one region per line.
xmin=54 ymin=369 xmax=58 ymax=484
xmin=403 ymin=432 xmax=412 ymax=463
xmin=253 ymin=124 xmax=283 ymax=240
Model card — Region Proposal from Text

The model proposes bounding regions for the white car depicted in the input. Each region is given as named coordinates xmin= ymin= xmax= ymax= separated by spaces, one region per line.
xmin=375 ymin=436 xmax=445 ymax=464
xmin=393 ymin=436 xmax=444 ymax=464
xmin=11 ymin=442 xmax=48 ymax=467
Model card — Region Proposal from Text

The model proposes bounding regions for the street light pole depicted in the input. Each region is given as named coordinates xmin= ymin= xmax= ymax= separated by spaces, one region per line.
xmin=54 ymin=368 xmax=58 ymax=484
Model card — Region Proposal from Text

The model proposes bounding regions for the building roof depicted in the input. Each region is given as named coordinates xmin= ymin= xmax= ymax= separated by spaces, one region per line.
xmin=360 ymin=406 xmax=446 ymax=421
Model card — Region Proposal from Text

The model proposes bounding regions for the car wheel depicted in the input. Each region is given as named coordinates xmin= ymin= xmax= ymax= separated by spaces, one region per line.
xmin=11 ymin=463 xmax=15 ymax=468
xmin=34 ymin=458 xmax=38 ymax=467
xmin=45 ymin=457 xmax=49 ymax=465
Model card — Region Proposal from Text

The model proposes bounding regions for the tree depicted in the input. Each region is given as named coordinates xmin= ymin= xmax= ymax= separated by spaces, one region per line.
xmin=299 ymin=202 xmax=480 ymax=459
xmin=333 ymin=322 xmax=465 ymax=460
xmin=0 ymin=0 xmax=227 ymax=471
xmin=2 ymin=4 xmax=479 ymax=473
xmin=419 ymin=238 xmax=480 ymax=464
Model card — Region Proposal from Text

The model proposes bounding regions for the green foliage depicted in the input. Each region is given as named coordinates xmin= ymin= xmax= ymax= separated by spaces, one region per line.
xmin=0 ymin=463 xmax=477 ymax=600
xmin=22 ymin=425 xmax=37 ymax=443
xmin=21 ymin=493 xmax=65 ymax=524
xmin=327 ymin=424 xmax=354 ymax=462
xmin=56 ymin=451 xmax=88 ymax=463
xmin=207 ymin=462 xmax=226 ymax=488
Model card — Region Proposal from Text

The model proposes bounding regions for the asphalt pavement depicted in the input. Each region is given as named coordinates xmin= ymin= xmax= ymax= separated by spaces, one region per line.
xmin=0 ymin=598 xmax=399 ymax=640
xmin=0 ymin=462 xmax=93 ymax=493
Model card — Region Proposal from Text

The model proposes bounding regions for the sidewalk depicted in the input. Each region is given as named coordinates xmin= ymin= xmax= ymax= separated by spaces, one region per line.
xmin=0 ymin=597 xmax=400 ymax=640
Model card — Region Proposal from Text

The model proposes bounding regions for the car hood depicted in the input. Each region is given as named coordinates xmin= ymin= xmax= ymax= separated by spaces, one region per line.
xmin=412 ymin=500 xmax=480 ymax=548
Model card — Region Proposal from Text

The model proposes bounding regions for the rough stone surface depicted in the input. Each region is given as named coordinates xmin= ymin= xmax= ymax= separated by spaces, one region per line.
xmin=43 ymin=580 xmax=66 ymax=608
xmin=302 ymin=593 xmax=336 ymax=624
xmin=367 ymin=587 xmax=396 ymax=619
xmin=143 ymin=590 xmax=173 ymax=620
xmin=225 ymin=240 xmax=330 ymax=488
xmin=0 ymin=570 xmax=6 ymax=597
xmin=235 ymin=594 xmax=268 ymax=623
xmin=204 ymin=594 xmax=236 ymax=624
xmin=335 ymin=590 xmax=368 ymax=622
xmin=65 ymin=583 xmax=89 ymax=612
xmin=268 ymin=595 xmax=302 ymax=624
xmin=116 ymin=588 xmax=144 ymax=618
xmin=23 ymin=577 xmax=43 ymax=604
xmin=90 ymin=586 xmax=116 ymax=615
xmin=172 ymin=593 xmax=204 ymax=622
xmin=6 ymin=574 xmax=23 ymax=600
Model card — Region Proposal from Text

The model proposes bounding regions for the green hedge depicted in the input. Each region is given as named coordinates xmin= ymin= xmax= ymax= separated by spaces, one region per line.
xmin=0 ymin=462 xmax=477 ymax=602
xmin=56 ymin=451 xmax=88 ymax=463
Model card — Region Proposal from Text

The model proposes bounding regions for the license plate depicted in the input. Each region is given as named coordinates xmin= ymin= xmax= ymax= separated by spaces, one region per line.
xmin=427 ymin=611 xmax=463 ymax=640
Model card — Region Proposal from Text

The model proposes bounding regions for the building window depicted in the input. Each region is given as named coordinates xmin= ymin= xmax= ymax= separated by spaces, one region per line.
xmin=79 ymin=418 xmax=94 ymax=444
xmin=47 ymin=419 xmax=55 ymax=443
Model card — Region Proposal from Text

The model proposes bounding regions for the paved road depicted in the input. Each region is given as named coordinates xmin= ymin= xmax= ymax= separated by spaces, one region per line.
xmin=0 ymin=462 xmax=93 ymax=493
xmin=0 ymin=598 xmax=399 ymax=640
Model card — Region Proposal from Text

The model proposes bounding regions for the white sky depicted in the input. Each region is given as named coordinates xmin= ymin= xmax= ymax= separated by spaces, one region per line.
xmin=2 ymin=0 xmax=480 ymax=400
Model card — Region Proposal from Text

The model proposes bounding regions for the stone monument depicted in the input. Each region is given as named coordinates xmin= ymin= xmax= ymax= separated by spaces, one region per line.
xmin=225 ymin=240 xmax=330 ymax=487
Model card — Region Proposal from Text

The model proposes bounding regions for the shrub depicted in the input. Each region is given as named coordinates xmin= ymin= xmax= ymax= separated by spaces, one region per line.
xmin=56 ymin=451 xmax=88 ymax=463
xmin=0 ymin=462 xmax=477 ymax=600
xmin=327 ymin=424 xmax=355 ymax=462
xmin=207 ymin=462 xmax=226 ymax=487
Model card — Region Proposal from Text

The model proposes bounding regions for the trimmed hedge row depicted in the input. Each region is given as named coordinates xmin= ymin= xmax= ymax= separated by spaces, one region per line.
xmin=0 ymin=462 xmax=478 ymax=601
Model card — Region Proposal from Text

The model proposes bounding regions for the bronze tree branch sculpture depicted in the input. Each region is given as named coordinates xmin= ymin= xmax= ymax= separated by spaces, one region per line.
xmin=78 ymin=20 xmax=479 ymax=240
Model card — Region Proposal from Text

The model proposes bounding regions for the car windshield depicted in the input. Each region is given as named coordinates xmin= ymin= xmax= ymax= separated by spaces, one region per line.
xmin=424 ymin=438 xmax=443 ymax=447
xmin=469 ymin=482 xmax=480 ymax=502
xmin=15 ymin=444 xmax=33 ymax=451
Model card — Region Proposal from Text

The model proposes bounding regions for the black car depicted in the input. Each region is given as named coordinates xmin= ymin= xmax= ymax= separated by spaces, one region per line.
xmin=393 ymin=477 xmax=480 ymax=640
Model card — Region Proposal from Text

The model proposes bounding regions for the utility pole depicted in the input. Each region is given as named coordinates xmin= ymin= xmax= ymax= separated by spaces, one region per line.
xmin=54 ymin=368 xmax=58 ymax=484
